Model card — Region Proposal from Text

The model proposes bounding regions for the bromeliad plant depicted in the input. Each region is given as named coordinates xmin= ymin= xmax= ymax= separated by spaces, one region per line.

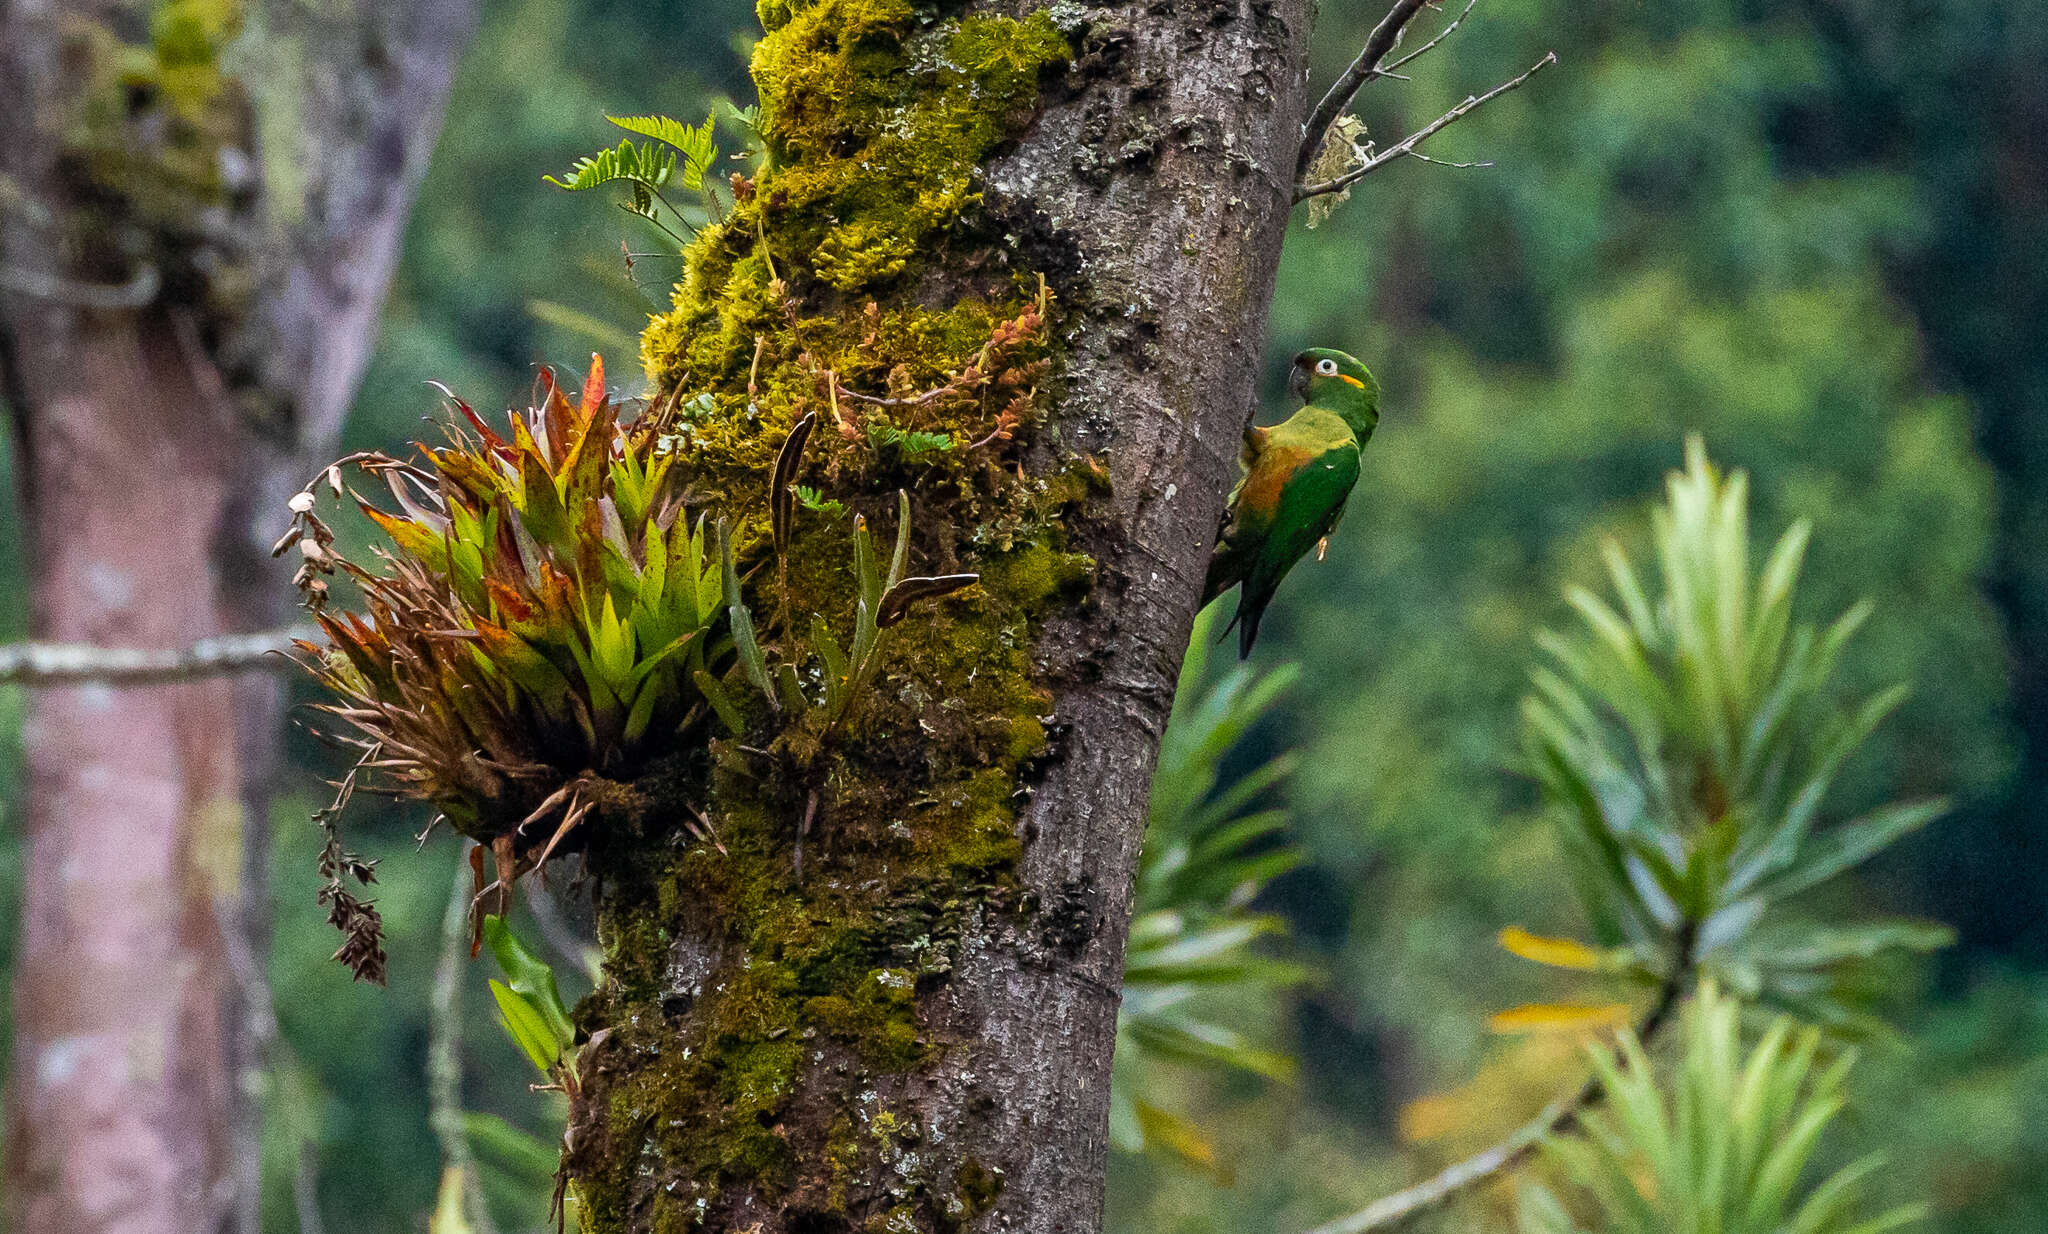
xmin=1517 ymin=982 xmax=1924 ymax=1234
xmin=1498 ymin=436 xmax=1951 ymax=1033
xmin=281 ymin=359 xmax=977 ymax=978
xmin=283 ymin=360 xmax=724 ymax=885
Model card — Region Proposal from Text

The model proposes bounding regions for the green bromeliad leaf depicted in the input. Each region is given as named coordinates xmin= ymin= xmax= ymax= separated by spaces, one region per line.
xmin=483 ymin=914 xmax=574 ymax=1058
xmin=488 ymin=980 xmax=561 ymax=1078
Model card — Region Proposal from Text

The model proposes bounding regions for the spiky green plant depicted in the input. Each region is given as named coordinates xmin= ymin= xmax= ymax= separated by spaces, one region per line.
xmin=1111 ymin=607 xmax=1308 ymax=1171
xmin=283 ymin=359 xmax=725 ymax=857
xmin=481 ymin=914 xmax=579 ymax=1090
xmin=704 ymin=484 xmax=975 ymax=747
xmin=1503 ymin=436 xmax=1950 ymax=1031
xmin=1517 ymin=982 xmax=1924 ymax=1234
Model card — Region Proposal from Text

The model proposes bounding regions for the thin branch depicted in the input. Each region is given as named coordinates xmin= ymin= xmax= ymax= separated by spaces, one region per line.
xmin=832 ymin=379 xmax=959 ymax=409
xmin=1295 ymin=52 xmax=1557 ymax=203
xmin=1378 ymin=0 xmax=1482 ymax=77
xmin=430 ymin=843 xmax=502 ymax=1234
xmin=1296 ymin=0 xmax=1439 ymax=181
xmin=0 ymin=261 xmax=159 ymax=310
xmin=646 ymin=181 xmax=700 ymax=238
xmin=1406 ymin=150 xmax=1492 ymax=169
xmin=0 ymin=626 xmax=316 ymax=687
xmin=1306 ymin=973 xmax=1686 ymax=1234
xmin=621 ymin=200 xmax=690 ymax=250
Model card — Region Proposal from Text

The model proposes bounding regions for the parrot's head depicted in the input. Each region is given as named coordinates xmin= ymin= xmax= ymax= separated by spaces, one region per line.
xmin=1289 ymin=348 xmax=1380 ymax=436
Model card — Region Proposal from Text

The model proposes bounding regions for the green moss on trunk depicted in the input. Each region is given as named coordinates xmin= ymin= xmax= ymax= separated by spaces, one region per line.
xmin=568 ymin=3 xmax=1090 ymax=1229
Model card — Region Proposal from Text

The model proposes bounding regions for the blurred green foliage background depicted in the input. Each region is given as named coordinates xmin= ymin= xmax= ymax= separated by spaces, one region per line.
xmin=3 ymin=0 xmax=2045 ymax=1230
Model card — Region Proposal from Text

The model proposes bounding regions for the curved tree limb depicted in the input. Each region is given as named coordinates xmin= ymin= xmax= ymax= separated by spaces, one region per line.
xmin=1296 ymin=0 xmax=1438 ymax=182
xmin=0 ymin=627 xmax=312 ymax=687
xmin=1306 ymin=972 xmax=1687 ymax=1234
xmin=1296 ymin=52 xmax=1558 ymax=202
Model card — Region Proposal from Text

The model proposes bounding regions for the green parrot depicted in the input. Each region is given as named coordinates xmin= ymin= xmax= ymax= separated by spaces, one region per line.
xmin=1201 ymin=347 xmax=1380 ymax=658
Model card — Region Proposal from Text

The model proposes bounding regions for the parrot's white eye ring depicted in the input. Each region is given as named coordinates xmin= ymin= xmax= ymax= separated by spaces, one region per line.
xmin=1315 ymin=357 xmax=1339 ymax=376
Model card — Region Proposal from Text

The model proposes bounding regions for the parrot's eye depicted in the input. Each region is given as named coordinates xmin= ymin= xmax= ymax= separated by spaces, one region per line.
xmin=1315 ymin=358 xmax=1339 ymax=376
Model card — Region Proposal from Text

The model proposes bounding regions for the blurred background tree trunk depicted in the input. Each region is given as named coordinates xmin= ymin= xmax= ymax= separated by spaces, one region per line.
xmin=0 ymin=1 xmax=475 ymax=1230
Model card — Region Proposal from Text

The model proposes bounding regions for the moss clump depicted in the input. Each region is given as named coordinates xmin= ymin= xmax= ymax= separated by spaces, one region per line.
xmin=641 ymin=0 xmax=1068 ymax=392
xmin=51 ymin=0 xmax=255 ymax=321
xmin=751 ymin=4 xmax=1066 ymax=292
xmin=804 ymin=968 xmax=921 ymax=1067
xmin=72 ymin=0 xmax=244 ymax=217
xmin=940 ymin=1160 xmax=1003 ymax=1231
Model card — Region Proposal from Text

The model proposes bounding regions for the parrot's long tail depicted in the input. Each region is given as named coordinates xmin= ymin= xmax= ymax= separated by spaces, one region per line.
xmin=1235 ymin=604 xmax=1263 ymax=660
xmin=1217 ymin=597 xmax=1263 ymax=660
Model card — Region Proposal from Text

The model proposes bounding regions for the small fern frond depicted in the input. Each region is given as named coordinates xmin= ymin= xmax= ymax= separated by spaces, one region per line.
xmin=607 ymin=113 xmax=719 ymax=189
xmin=543 ymin=138 xmax=676 ymax=193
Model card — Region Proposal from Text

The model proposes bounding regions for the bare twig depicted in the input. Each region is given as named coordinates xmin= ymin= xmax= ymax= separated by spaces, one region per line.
xmin=430 ymin=843 xmax=502 ymax=1234
xmin=0 ymin=261 xmax=159 ymax=310
xmin=1296 ymin=0 xmax=1438 ymax=181
xmin=0 ymin=626 xmax=315 ymax=687
xmin=1406 ymin=150 xmax=1491 ymax=169
xmin=1378 ymin=0 xmax=1482 ymax=77
xmin=1295 ymin=52 xmax=1557 ymax=203
xmin=1305 ymin=973 xmax=1686 ymax=1234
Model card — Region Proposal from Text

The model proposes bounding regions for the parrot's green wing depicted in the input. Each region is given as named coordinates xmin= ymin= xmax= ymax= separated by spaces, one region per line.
xmin=1201 ymin=407 xmax=1360 ymax=658
xmin=1228 ymin=433 xmax=1359 ymax=657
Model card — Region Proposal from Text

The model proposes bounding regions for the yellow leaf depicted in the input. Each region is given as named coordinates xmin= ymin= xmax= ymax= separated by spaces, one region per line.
xmin=1398 ymin=1093 xmax=1465 ymax=1143
xmin=1397 ymin=1035 xmax=1584 ymax=1144
xmin=1497 ymin=926 xmax=1605 ymax=971
xmin=1133 ymin=1100 xmax=1230 ymax=1183
xmin=428 ymin=1166 xmax=475 ymax=1234
xmin=1487 ymin=1003 xmax=1632 ymax=1034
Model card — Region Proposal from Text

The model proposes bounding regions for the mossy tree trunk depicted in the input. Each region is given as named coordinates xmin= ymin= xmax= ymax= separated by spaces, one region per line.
xmin=0 ymin=1 xmax=474 ymax=1230
xmin=564 ymin=2 xmax=1313 ymax=1230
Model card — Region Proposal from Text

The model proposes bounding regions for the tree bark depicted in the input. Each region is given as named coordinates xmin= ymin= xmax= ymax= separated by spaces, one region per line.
xmin=0 ymin=1 xmax=475 ymax=1231
xmin=561 ymin=2 xmax=1313 ymax=1230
